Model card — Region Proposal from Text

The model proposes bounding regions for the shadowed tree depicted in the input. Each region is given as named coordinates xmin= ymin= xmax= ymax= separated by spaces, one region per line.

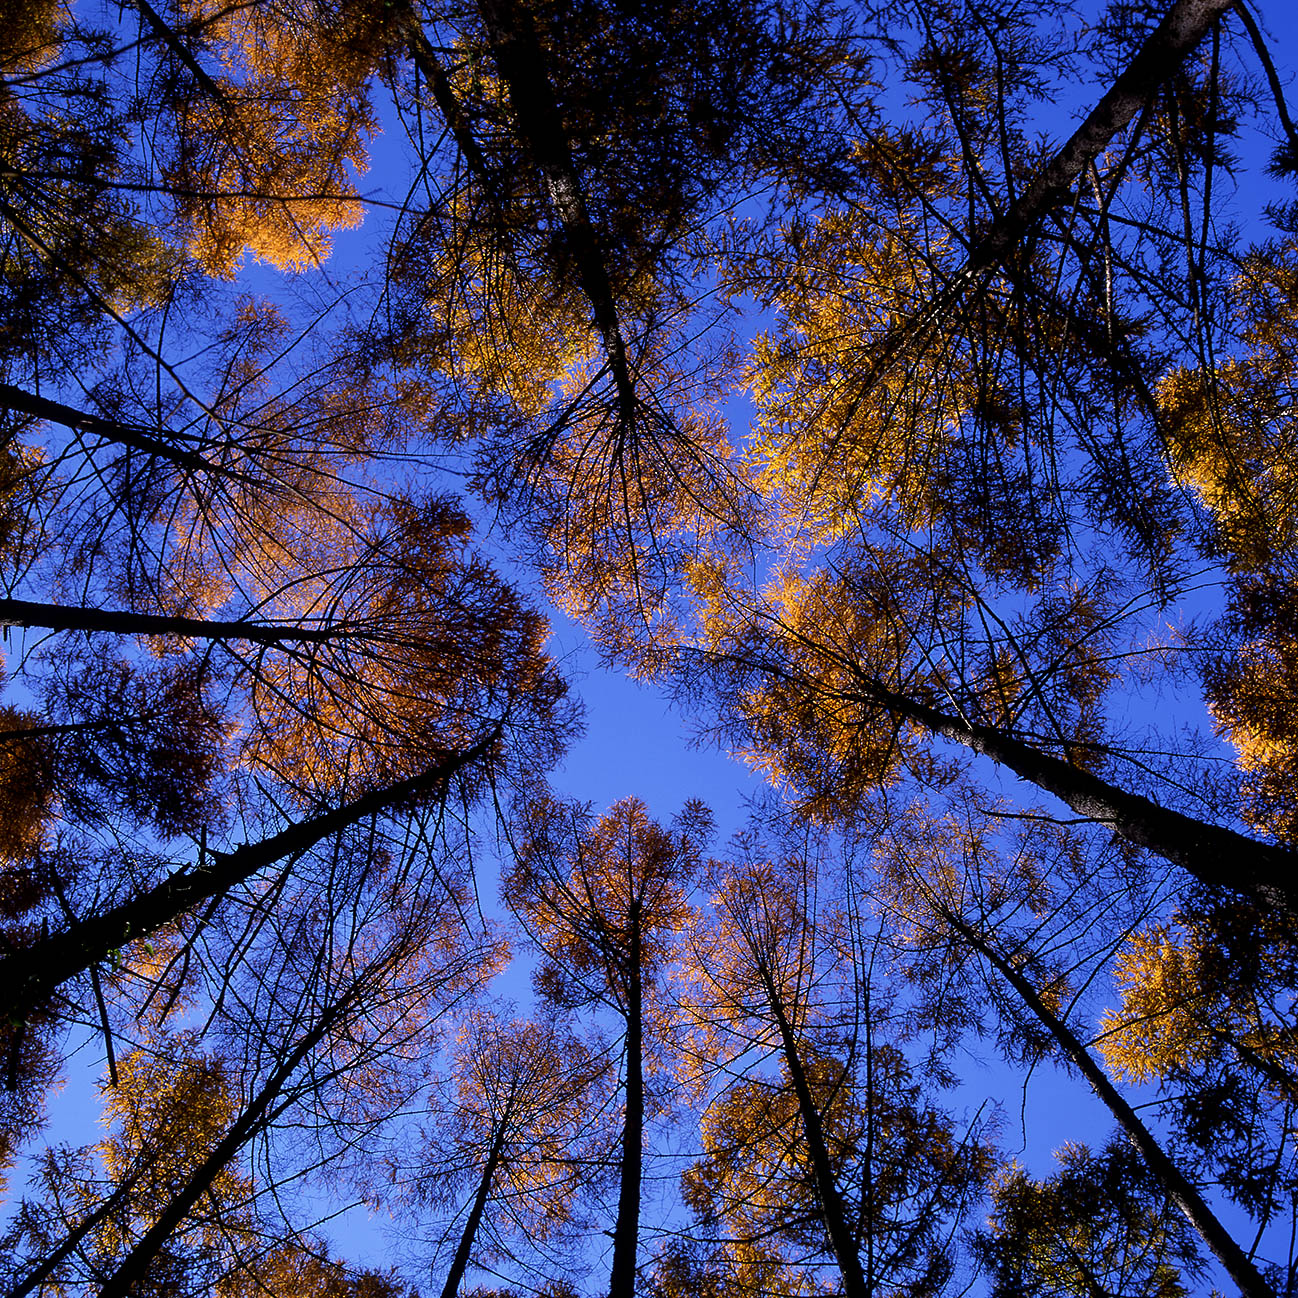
xmin=504 ymin=794 xmax=712 ymax=1297
xmin=870 ymin=790 xmax=1281 ymax=1298
xmin=681 ymin=843 xmax=989 ymax=1297
xmin=978 ymin=1139 xmax=1208 ymax=1298
xmin=3 ymin=810 xmax=503 ymax=1298
xmin=407 ymin=1011 xmax=605 ymax=1297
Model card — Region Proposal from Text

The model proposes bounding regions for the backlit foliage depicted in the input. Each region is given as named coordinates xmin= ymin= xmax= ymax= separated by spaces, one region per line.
xmin=166 ymin=0 xmax=389 ymax=272
xmin=1100 ymin=910 xmax=1298 ymax=1093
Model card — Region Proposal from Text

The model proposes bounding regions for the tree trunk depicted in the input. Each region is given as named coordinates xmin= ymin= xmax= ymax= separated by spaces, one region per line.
xmin=0 ymin=382 xmax=246 ymax=482
xmin=0 ymin=727 xmax=500 ymax=1023
xmin=96 ymin=999 xmax=346 ymax=1298
xmin=438 ymin=1119 xmax=509 ymax=1298
xmin=7 ymin=1164 xmax=146 ymax=1298
xmin=843 ymin=0 xmax=1234 ymax=410
xmin=966 ymin=0 xmax=1234 ymax=275
xmin=938 ymin=903 xmax=1274 ymax=1298
xmin=862 ymin=676 xmax=1298 ymax=917
xmin=0 ymin=595 xmax=351 ymax=647
xmin=472 ymin=0 xmax=637 ymax=416
xmin=609 ymin=903 xmax=644 ymax=1298
xmin=759 ymin=968 xmax=870 ymax=1298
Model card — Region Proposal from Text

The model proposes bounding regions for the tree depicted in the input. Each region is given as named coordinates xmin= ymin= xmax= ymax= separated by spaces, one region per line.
xmin=4 ymin=802 xmax=502 ymax=1297
xmin=680 ymin=843 xmax=988 ymax=1297
xmin=408 ymin=1012 xmax=605 ymax=1297
xmin=1098 ymin=897 xmax=1298 ymax=1241
xmin=870 ymin=789 xmax=1281 ymax=1297
xmin=7 ymin=0 xmax=1298 ymax=1289
xmin=503 ymin=795 xmax=712 ymax=1297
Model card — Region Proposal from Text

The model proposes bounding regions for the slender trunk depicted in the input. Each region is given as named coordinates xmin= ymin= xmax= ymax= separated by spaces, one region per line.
xmin=844 ymin=0 xmax=1234 ymax=408
xmin=8 ymin=1166 xmax=146 ymax=1298
xmin=967 ymin=0 xmax=1233 ymax=274
xmin=609 ymin=903 xmax=643 ymax=1298
xmin=939 ymin=904 xmax=1274 ymax=1298
xmin=129 ymin=0 xmax=231 ymax=114
xmin=758 ymin=968 xmax=870 ymax=1298
xmin=472 ymin=0 xmax=637 ymax=417
xmin=860 ymin=676 xmax=1298 ymax=916
xmin=0 ymin=727 xmax=500 ymax=1022
xmin=439 ymin=1119 xmax=509 ymax=1298
xmin=405 ymin=27 xmax=505 ymax=220
xmin=0 ymin=383 xmax=247 ymax=483
xmin=0 ymin=595 xmax=352 ymax=647
xmin=96 ymin=1002 xmax=345 ymax=1298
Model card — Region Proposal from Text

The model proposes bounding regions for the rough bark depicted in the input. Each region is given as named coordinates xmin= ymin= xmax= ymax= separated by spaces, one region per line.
xmin=438 ymin=1116 xmax=509 ymax=1298
xmin=609 ymin=902 xmax=644 ymax=1298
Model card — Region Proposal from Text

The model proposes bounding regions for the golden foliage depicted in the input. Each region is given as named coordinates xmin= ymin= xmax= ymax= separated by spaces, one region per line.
xmin=1099 ymin=914 xmax=1298 ymax=1091
xmin=1156 ymin=242 xmax=1298 ymax=571
xmin=0 ymin=0 xmax=59 ymax=77
xmin=168 ymin=0 xmax=391 ymax=273
xmin=506 ymin=795 xmax=709 ymax=1022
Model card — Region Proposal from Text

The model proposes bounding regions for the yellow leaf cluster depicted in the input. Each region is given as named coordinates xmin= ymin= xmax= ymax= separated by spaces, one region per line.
xmin=169 ymin=0 xmax=389 ymax=273
xmin=1099 ymin=917 xmax=1298 ymax=1090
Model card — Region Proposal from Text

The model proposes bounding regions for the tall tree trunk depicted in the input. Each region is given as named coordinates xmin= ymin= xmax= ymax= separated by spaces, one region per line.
xmin=609 ymin=903 xmax=643 ymax=1298
xmin=847 ymin=0 xmax=1235 ymax=404
xmin=0 ymin=727 xmax=500 ymax=1023
xmin=964 ymin=0 xmax=1234 ymax=275
xmin=472 ymin=0 xmax=637 ymax=418
xmin=757 ymin=967 xmax=870 ymax=1298
xmin=0 ymin=383 xmax=247 ymax=481
xmin=7 ymin=1165 xmax=146 ymax=1298
xmin=438 ymin=1119 xmax=509 ymax=1298
xmin=936 ymin=901 xmax=1274 ymax=1298
xmin=96 ymin=999 xmax=348 ymax=1298
xmin=858 ymin=676 xmax=1298 ymax=916
xmin=0 ymin=595 xmax=351 ymax=646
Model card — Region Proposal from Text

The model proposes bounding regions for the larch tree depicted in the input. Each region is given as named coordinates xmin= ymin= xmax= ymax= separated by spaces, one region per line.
xmin=503 ymin=795 xmax=712 ymax=1298
xmin=405 ymin=1011 xmax=606 ymax=1297
xmin=978 ymin=1139 xmax=1209 ymax=1298
xmin=5 ymin=0 xmax=1298 ymax=1291
xmin=679 ymin=840 xmax=989 ymax=1298
xmin=870 ymin=787 xmax=1285 ymax=1296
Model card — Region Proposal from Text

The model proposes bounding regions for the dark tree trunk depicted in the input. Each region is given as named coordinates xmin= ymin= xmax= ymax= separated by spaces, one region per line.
xmin=438 ymin=1119 xmax=509 ymax=1298
xmin=0 ymin=595 xmax=350 ymax=647
xmin=860 ymin=677 xmax=1298 ymax=917
xmin=0 ymin=728 xmax=500 ymax=1023
xmin=967 ymin=0 xmax=1234 ymax=274
xmin=0 ymin=383 xmax=245 ymax=481
xmin=759 ymin=968 xmax=870 ymax=1298
xmin=609 ymin=904 xmax=643 ymax=1298
xmin=940 ymin=904 xmax=1274 ymax=1298
xmin=845 ymin=0 xmax=1235 ymax=405
xmin=8 ymin=1166 xmax=145 ymax=1298
xmin=96 ymin=1000 xmax=346 ymax=1298
xmin=472 ymin=0 xmax=637 ymax=416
